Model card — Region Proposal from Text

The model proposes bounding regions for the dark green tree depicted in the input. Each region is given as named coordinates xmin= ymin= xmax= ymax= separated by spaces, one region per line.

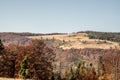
xmin=51 ymin=72 xmax=55 ymax=80
xmin=0 ymin=39 xmax=4 ymax=77
xmin=98 ymin=56 xmax=105 ymax=77
xmin=70 ymin=65 xmax=77 ymax=80
xmin=19 ymin=56 xmax=28 ymax=79
xmin=0 ymin=39 xmax=4 ymax=55
xmin=57 ymin=73 xmax=61 ymax=80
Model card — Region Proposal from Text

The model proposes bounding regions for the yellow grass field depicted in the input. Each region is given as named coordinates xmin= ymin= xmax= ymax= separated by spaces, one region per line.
xmin=28 ymin=33 xmax=119 ymax=49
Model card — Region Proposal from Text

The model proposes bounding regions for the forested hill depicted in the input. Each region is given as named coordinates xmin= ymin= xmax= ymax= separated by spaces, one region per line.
xmin=0 ymin=32 xmax=66 ymax=45
xmin=0 ymin=32 xmax=32 ymax=45
xmin=1 ymin=31 xmax=120 ymax=45
xmin=78 ymin=31 xmax=120 ymax=42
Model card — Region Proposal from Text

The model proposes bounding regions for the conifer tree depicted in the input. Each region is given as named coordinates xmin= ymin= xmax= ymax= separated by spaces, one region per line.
xmin=75 ymin=62 xmax=81 ymax=79
xmin=65 ymin=70 xmax=69 ymax=80
xmin=0 ymin=39 xmax=4 ymax=55
xmin=51 ymin=72 xmax=55 ymax=80
xmin=80 ymin=61 xmax=86 ymax=79
xmin=0 ymin=39 xmax=4 ymax=77
xmin=19 ymin=56 xmax=28 ymax=79
xmin=70 ymin=66 xmax=76 ymax=80
xmin=98 ymin=56 xmax=105 ymax=77
xmin=57 ymin=73 xmax=61 ymax=80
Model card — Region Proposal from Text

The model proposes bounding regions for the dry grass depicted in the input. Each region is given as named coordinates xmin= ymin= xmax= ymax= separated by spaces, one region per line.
xmin=28 ymin=33 xmax=119 ymax=49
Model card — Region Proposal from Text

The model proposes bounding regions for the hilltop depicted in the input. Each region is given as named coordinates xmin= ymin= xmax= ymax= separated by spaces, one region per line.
xmin=28 ymin=32 xmax=119 ymax=49
xmin=0 ymin=31 xmax=120 ymax=49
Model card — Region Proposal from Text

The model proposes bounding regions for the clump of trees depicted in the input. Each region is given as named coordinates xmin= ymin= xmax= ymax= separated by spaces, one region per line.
xmin=0 ymin=39 xmax=55 ymax=79
xmin=103 ymin=49 xmax=120 ymax=80
xmin=55 ymin=61 xmax=97 ymax=80
xmin=84 ymin=31 xmax=120 ymax=42
xmin=52 ymin=48 xmax=120 ymax=80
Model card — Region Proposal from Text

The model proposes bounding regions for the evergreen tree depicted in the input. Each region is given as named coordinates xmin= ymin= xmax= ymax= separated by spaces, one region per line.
xmin=75 ymin=62 xmax=81 ymax=79
xmin=51 ymin=72 xmax=55 ymax=80
xmin=65 ymin=70 xmax=69 ymax=80
xmin=80 ymin=61 xmax=86 ymax=80
xmin=19 ymin=56 xmax=28 ymax=79
xmin=0 ymin=39 xmax=4 ymax=77
xmin=70 ymin=66 xmax=75 ymax=80
xmin=98 ymin=56 xmax=105 ymax=77
xmin=70 ymin=66 xmax=76 ymax=80
xmin=0 ymin=39 xmax=4 ymax=55
xmin=57 ymin=73 xmax=61 ymax=80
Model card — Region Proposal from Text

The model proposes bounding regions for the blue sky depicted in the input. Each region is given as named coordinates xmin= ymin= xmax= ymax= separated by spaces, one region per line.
xmin=0 ymin=0 xmax=120 ymax=33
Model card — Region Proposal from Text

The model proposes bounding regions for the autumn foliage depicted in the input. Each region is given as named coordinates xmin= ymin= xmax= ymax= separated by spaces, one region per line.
xmin=0 ymin=38 xmax=120 ymax=80
xmin=0 ymin=39 xmax=55 ymax=79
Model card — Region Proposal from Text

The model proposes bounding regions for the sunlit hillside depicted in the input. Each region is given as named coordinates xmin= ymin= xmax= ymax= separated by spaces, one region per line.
xmin=28 ymin=33 xmax=119 ymax=49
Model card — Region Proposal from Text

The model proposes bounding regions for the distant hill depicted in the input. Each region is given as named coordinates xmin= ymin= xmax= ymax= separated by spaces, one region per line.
xmin=0 ymin=31 xmax=120 ymax=49
xmin=0 ymin=32 xmax=32 ymax=45
xmin=0 ymin=32 xmax=66 ymax=45
xmin=28 ymin=32 xmax=119 ymax=49
xmin=77 ymin=31 xmax=120 ymax=42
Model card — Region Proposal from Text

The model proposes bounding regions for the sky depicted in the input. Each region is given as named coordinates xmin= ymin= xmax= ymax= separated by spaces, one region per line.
xmin=0 ymin=0 xmax=120 ymax=33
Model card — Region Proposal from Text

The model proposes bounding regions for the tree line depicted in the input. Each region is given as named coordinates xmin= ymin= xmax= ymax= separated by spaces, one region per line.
xmin=83 ymin=31 xmax=120 ymax=42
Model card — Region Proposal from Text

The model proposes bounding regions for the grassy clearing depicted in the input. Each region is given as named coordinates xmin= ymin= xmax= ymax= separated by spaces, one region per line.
xmin=28 ymin=33 xmax=119 ymax=49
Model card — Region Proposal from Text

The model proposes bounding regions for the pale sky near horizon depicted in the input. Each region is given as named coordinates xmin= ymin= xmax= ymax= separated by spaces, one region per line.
xmin=0 ymin=0 xmax=120 ymax=33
